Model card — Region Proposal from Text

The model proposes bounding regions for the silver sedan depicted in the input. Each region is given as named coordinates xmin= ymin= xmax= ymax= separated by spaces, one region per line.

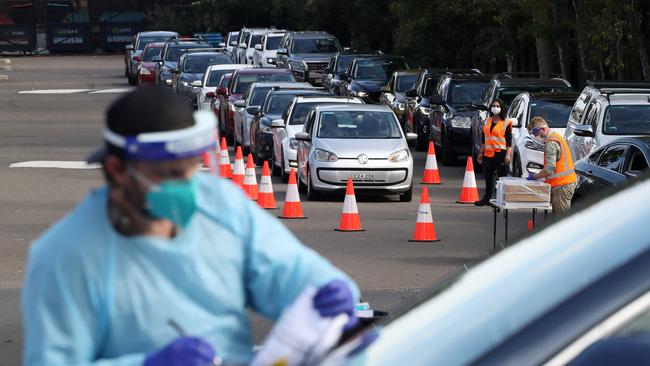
xmin=296 ymin=104 xmax=416 ymax=201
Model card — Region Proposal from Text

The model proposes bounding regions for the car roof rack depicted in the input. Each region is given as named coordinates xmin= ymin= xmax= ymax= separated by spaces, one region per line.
xmin=587 ymin=80 xmax=650 ymax=92
xmin=182 ymin=48 xmax=226 ymax=54
xmin=425 ymin=68 xmax=482 ymax=75
xmin=494 ymin=72 xmax=565 ymax=80
xmin=170 ymin=36 xmax=207 ymax=43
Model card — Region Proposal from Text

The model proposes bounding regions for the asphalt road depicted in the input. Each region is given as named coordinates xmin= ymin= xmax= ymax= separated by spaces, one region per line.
xmin=0 ymin=55 xmax=536 ymax=365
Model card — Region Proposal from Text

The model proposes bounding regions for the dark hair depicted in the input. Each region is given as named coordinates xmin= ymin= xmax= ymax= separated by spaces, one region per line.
xmin=105 ymin=86 xmax=194 ymax=160
xmin=490 ymin=98 xmax=507 ymax=120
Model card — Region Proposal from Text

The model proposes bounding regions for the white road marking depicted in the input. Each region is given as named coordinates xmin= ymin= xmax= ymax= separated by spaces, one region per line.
xmin=1 ymin=58 xmax=10 ymax=64
xmin=18 ymin=89 xmax=95 ymax=94
xmin=0 ymin=75 xmax=7 ymax=81
xmin=89 ymin=88 xmax=133 ymax=94
xmin=10 ymin=161 xmax=100 ymax=169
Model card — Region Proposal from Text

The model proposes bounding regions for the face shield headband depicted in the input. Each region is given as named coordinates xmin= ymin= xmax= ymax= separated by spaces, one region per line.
xmin=103 ymin=111 xmax=217 ymax=161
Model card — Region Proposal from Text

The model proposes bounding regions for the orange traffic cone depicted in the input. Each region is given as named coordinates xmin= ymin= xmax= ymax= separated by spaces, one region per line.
xmin=232 ymin=146 xmax=245 ymax=187
xmin=457 ymin=156 xmax=480 ymax=204
xmin=410 ymin=187 xmax=439 ymax=242
xmin=258 ymin=161 xmax=277 ymax=209
xmin=202 ymin=129 xmax=220 ymax=173
xmin=243 ymin=154 xmax=259 ymax=200
xmin=422 ymin=141 xmax=441 ymax=184
xmin=335 ymin=178 xmax=365 ymax=232
xmin=218 ymin=137 xmax=232 ymax=179
xmin=279 ymin=168 xmax=306 ymax=219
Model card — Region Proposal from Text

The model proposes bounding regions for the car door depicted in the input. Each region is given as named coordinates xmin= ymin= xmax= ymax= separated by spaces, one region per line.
xmin=565 ymin=91 xmax=592 ymax=140
xmin=297 ymin=110 xmax=317 ymax=183
xmin=572 ymin=102 xmax=599 ymax=161
xmin=586 ymin=144 xmax=629 ymax=193
xmin=622 ymin=144 xmax=650 ymax=178
xmin=272 ymin=105 xmax=290 ymax=168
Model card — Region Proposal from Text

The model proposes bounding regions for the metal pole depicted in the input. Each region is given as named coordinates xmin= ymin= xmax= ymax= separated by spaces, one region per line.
xmin=32 ymin=0 xmax=38 ymax=55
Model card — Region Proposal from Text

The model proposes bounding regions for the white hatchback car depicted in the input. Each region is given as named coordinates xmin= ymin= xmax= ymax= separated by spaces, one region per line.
xmin=253 ymin=31 xmax=286 ymax=67
xmin=295 ymin=104 xmax=416 ymax=201
xmin=271 ymin=96 xmax=363 ymax=181
xmin=196 ymin=64 xmax=251 ymax=112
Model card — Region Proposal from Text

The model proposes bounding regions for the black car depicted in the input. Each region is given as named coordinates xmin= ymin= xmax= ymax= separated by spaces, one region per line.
xmin=152 ymin=38 xmax=212 ymax=88
xmin=173 ymin=51 xmax=233 ymax=107
xmin=249 ymin=88 xmax=330 ymax=164
xmin=470 ymin=72 xmax=573 ymax=167
xmin=405 ymin=69 xmax=482 ymax=150
xmin=428 ymin=72 xmax=492 ymax=165
xmin=379 ymin=70 xmax=420 ymax=130
xmin=321 ymin=53 xmax=378 ymax=95
xmin=339 ymin=55 xmax=410 ymax=104
xmin=276 ymin=31 xmax=342 ymax=85
xmin=574 ymin=137 xmax=650 ymax=201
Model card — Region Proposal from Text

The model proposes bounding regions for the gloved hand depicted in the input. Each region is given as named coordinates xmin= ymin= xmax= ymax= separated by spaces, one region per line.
xmin=527 ymin=172 xmax=536 ymax=181
xmin=314 ymin=279 xmax=359 ymax=330
xmin=144 ymin=337 xmax=216 ymax=366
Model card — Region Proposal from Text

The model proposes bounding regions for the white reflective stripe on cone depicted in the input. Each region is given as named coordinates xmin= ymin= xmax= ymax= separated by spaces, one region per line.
xmin=342 ymin=194 xmax=359 ymax=214
xmin=220 ymin=150 xmax=230 ymax=164
xmin=233 ymin=159 xmax=245 ymax=175
xmin=285 ymin=182 xmax=301 ymax=202
xmin=259 ymin=175 xmax=273 ymax=193
xmin=425 ymin=154 xmax=438 ymax=170
xmin=244 ymin=168 xmax=257 ymax=184
xmin=416 ymin=203 xmax=433 ymax=223
xmin=462 ymin=171 xmax=477 ymax=188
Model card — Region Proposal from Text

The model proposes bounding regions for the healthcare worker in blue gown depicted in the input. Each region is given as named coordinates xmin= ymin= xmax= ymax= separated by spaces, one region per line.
xmin=22 ymin=87 xmax=360 ymax=366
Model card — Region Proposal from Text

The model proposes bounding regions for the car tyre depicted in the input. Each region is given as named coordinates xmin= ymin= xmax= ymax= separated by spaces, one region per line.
xmin=298 ymin=166 xmax=307 ymax=193
xmin=512 ymin=154 xmax=522 ymax=178
xmin=399 ymin=184 xmax=413 ymax=202
xmin=440 ymin=132 xmax=457 ymax=166
xmin=271 ymin=152 xmax=281 ymax=176
xmin=281 ymin=151 xmax=289 ymax=183
xmin=307 ymin=170 xmax=320 ymax=201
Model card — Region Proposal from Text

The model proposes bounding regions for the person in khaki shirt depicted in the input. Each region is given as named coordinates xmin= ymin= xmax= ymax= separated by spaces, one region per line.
xmin=526 ymin=116 xmax=577 ymax=213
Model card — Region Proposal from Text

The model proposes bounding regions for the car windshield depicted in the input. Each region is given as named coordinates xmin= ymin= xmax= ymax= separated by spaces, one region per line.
xmin=232 ymin=73 xmax=294 ymax=94
xmin=603 ymin=105 xmax=650 ymax=135
xmin=291 ymin=37 xmax=340 ymax=53
xmin=250 ymin=87 xmax=273 ymax=107
xmin=137 ymin=35 xmax=172 ymax=50
xmin=228 ymin=33 xmax=238 ymax=44
xmin=141 ymin=46 xmax=162 ymax=62
xmin=353 ymin=59 xmax=408 ymax=81
xmin=317 ymin=111 xmax=401 ymax=139
xmin=496 ymin=86 xmax=571 ymax=106
xmin=336 ymin=56 xmax=355 ymax=74
xmin=423 ymin=77 xmax=437 ymax=97
xmin=207 ymin=69 xmax=234 ymax=87
xmin=528 ymin=100 xmax=574 ymax=128
xmin=290 ymin=102 xmax=345 ymax=125
xmin=266 ymin=36 xmax=282 ymax=50
xmin=218 ymin=74 xmax=231 ymax=87
xmin=448 ymin=81 xmax=489 ymax=107
xmin=264 ymin=94 xmax=296 ymax=114
xmin=250 ymin=35 xmax=263 ymax=47
xmin=396 ymin=74 xmax=418 ymax=93
xmin=183 ymin=55 xmax=232 ymax=73
xmin=165 ymin=44 xmax=208 ymax=62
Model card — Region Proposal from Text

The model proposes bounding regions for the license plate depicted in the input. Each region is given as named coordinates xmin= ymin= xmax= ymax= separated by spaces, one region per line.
xmin=352 ymin=172 xmax=376 ymax=181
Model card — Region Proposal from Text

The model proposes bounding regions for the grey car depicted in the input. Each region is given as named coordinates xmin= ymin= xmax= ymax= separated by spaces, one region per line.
xmin=173 ymin=52 xmax=233 ymax=107
xmin=295 ymin=104 xmax=416 ymax=201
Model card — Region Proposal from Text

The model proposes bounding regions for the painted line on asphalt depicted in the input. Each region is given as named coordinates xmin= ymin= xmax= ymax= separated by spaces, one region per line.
xmin=89 ymin=88 xmax=133 ymax=94
xmin=18 ymin=89 xmax=96 ymax=95
xmin=0 ymin=75 xmax=7 ymax=81
xmin=0 ymin=58 xmax=10 ymax=64
xmin=9 ymin=160 xmax=213 ymax=171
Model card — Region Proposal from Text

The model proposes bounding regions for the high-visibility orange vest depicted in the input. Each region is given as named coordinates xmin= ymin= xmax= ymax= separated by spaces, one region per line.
xmin=483 ymin=117 xmax=511 ymax=158
xmin=544 ymin=132 xmax=577 ymax=188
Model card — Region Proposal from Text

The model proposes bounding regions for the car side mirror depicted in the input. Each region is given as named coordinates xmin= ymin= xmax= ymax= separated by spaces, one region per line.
xmin=170 ymin=67 xmax=179 ymax=74
xmin=277 ymin=48 xmax=288 ymax=55
xmin=164 ymin=79 xmax=172 ymax=87
xmin=385 ymin=93 xmax=396 ymax=103
xmin=573 ymin=125 xmax=595 ymax=137
xmin=406 ymin=132 xmax=418 ymax=141
xmin=234 ymin=100 xmax=246 ymax=108
xmin=247 ymin=106 xmax=260 ymax=115
xmin=216 ymin=86 xmax=228 ymax=95
xmin=152 ymin=55 xmax=162 ymax=63
xmin=254 ymin=44 xmax=262 ymax=51
xmin=206 ymin=91 xmax=216 ymax=98
xmin=429 ymin=95 xmax=444 ymax=105
xmin=132 ymin=55 xmax=141 ymax=62
xmin=191 ymin=80 xmax=202 ymax=87
xmin=239 ymin=42 xmax=247 ymax=49
xmin=218 ymin=42 xmax=226 ymax=48
xmin=381 ymin=85 xmax=391 ymax=92
xmin=509 ymin=117 xmax=520 ymax=127
xmin=230 ymin=41 xmax=238 ymax=47
xmin=125 ymin=44 xmax=134 ymax=51
xmin=295 ymin=132 xmax=311 ymax=142
xmin=405 ymin=89 xmax=417 ymax=98
xmin=271 ymin=119 xmax=285 ymax=128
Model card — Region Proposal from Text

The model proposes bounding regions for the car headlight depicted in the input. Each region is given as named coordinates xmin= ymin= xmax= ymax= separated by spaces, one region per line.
xmin=451 ymin=116 xmax=472 ymax=129
xmin=421 ymin=107 xmax=432 ymax=115
xmin=261 ymin=124 xmax=272 ymax=134
xmin=267 ymin=57 xmax=276 ymax=64
xmin=180 ymin=81 xmax=189 ymax=88
xmin=524 ymin=139 xmax=545 ymax=151
xmin=139 ymin=67 xmax=151 ymax=75
xmin=388 ymin=149 xmax=410 ymax=163
xmin=350 ymin=90 xmax=368 ymax=98
xmin=289 ymin=60 xmax=307 ymax=71
xmin=314 ymin=148 xmax=338 ymax=162
xmin=397 ymin=102 xmax=405 ymax=111
xmin=443 ymin=111 xmax=453 ymax=120
xmin=289 ymin=138 xmax=299 ymax=150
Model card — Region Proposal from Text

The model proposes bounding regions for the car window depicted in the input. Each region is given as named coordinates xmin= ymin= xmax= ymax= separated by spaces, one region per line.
xmin=218 ymin=74 xmax=231 ymax=88
xmin=507 ymin=98 xmax=521 ymax=119
xmin=291 ymin=37 xmax=340 ymax=53
xmin=183 ymin=55 xmax=232 ymax=73
xmin=584 ymin=103 xmax=600 ymax=130
xmin=588 ymin=148 xmax=604 ymax=165
xmin=528 ymin=100 xmax=574 ymax=128
xmin=263 ymin=94 xmax=296 ymax=114
xmin=136 ymin=35 xmax=173 ymax=50
xmin=422 ymin=77 xmax=436 ymax=97
xmin=290 ymin=102 xmax=345 ymax=125
xmin=603 ymin=105 xmax=650 ymax=135
xmin=482 ymin=82 xmax=496 ymax=105
xmin=207 ymin=69 xmax=233 ymax=87
xmin=227 ymin=33 xmax=238 ymax=44
xmin=396 ymin=74 xmax=418 ymax=93
xmin=250 ymin=34 xmax=263 ymax=47
xmin=232 ymin=73 xmax=295 ymax=94
xmin=625 ymin=146 xmax=649 ymax=173
xmin=304 ymin=111 xmax=316 ymax=133
xmin=141 ymin=46 xmax=162 ymax=61
xmin=447 ymin=81 xmax=489 ymax=107
xmin=571 ymin=92 xmax=592 ymax=123
xmin=352 ymin=58 xmax=408 ymax=82
xmin=265 ymin=36 xmax=282 ymax=50
xmin=316 ymin=111 xmax=401 ymax=139
xmin=597 ymin=145 xmax=628 ymax=172
xmin=249 ymin=87 xmax=273 ymax=107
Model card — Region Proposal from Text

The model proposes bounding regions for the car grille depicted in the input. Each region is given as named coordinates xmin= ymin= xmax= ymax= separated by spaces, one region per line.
xmin=306 ymin=62 xmax=328 ymax=71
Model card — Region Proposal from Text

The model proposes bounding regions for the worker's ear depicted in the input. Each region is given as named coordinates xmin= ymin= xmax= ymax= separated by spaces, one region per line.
xmin=104 ymin=155 xmax=128 ymax=186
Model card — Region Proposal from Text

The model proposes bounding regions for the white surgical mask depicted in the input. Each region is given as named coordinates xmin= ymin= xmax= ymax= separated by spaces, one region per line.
xmin=533 ymin=135 xmax=546 ymax=145
xmin=491 ymin=107 xmax=501 ymax=116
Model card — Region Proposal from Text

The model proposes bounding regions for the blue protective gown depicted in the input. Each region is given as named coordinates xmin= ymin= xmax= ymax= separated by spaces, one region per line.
xmin=22 ymin=172 xmax=359 ymax=365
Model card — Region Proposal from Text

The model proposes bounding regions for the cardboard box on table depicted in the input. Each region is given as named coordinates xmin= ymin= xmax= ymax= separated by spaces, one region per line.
xmin=496 ymin=177 xmax=550 ymax=205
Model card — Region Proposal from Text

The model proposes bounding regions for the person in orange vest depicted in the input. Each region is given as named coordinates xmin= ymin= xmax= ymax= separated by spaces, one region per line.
xmin=475 ymin=99 xmax=512 ymax=206
xmin=527 ymin=116 xmax=577 ymax=213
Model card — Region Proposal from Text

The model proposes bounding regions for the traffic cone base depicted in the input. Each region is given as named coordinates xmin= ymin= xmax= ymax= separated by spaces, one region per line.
xmin=457 ymin=156 xmax=480 ymax=204
xmin=335 ymin=178 xmax=364 ymax=231
xmin=258 ymin=161 xmax=278 ymax=210
xmin=409 ymin=223 xmax=440 ymax=242
xmin=334 ymin=213 xmax=366 ymax=232
xmin=279 ymin=168 xmax=306 ymax=219
xmin=422 ymin=141 xmax=441 ymax=185
xmin=410 ymin=187 xmax=440 ymax=242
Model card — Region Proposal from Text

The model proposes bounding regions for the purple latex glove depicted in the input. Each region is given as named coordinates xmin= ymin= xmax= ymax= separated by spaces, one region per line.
xmin=527 ymin=172 xmax=536 ymax=180
xmin=314 ymin=279 xmax=355 ymax=317
xmin=144 ymin=337 xmax=215 ymax=366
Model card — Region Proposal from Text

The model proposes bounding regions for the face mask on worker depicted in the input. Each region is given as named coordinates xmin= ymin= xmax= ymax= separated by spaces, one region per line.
xmin=530 ymin=126 xmax=547 ymax=145
xmin=129 ymin=166 xmax=199 ymax=229
xmin=491 ymin=107 xmax=501 ymax=116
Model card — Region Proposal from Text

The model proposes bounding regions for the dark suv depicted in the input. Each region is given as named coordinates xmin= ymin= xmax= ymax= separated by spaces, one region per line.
xmin=321 ymin=53 xmax=378 ymax=95
xmin=276 ymin=31 xmax=341 ymax=85
xmin=427 ymin=72 xmax=492 ymax=165
xmin=339 ymin=55 xmax=410 ymax=104
xmin=469 ymin=73 xmax=573 ymax=167
xmin=405 ymin=69 xmax=482 ymax=150
xmin=153 ymin=38 xmax=212 ymax=88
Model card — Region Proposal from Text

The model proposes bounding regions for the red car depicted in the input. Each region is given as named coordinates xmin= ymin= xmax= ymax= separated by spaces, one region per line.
xmin=210 ymin=73 xmax=233 ymax=127
xmin=215 ymin=68 xmax=295 ymax=144
xmin=136 ymin=42 xmax=166 ymax=85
